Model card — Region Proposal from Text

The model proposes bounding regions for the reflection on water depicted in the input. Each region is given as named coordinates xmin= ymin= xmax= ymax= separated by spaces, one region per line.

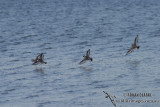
xmin=34 ymin=67 xmax=44 ymax=74
xmin=79 ymin=66 xmax=93 ymax=72
xmin=126 ymin=60 xmax=141 ymax=84
xmin=126 ymin=60 xmax=141 ymax=71
xmin=0 ymin=0 xmax=160 ymax=107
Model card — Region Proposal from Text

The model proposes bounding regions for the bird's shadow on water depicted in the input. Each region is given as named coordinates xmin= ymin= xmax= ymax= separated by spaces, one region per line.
xmin=78 ymin=66 xmax=94 ymax=79
xmin=125 ymin=59 xmax=141 ymax=82
xmin=79 ymin=66 xmax=93 ymax=72
xmin=33 ymin=66 xmax=45 ymax=74
xmin=126 ymin=60 xmax=141 ymax=71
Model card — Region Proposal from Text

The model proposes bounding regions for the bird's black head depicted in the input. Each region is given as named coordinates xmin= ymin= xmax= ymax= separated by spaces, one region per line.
xmin=137 ymin=46 xmax=140 ymax=49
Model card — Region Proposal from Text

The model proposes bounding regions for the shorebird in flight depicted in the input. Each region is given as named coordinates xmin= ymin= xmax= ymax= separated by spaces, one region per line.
xmin=32 ymin=53 xmax=47 ymax=65
xmin=79 ymin=49 xmax=93 ymax=64
xmin=103 ymin=91 xmax=116 ymax=107
xmin=126 ymin=35 xmax=140 ymax=55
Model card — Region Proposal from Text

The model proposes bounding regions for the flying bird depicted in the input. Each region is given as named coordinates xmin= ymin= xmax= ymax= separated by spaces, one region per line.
xmin=32 ymin=53 xmax=47 ymax=65
xmin=79 ymin=49 xmax=93 ymax=64
xmin=126 ymin=35 xmax=140 ymax=55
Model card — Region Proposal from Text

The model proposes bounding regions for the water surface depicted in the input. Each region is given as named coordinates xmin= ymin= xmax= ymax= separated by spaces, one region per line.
xmin=0 ymin=0 xmax=160 ymax=107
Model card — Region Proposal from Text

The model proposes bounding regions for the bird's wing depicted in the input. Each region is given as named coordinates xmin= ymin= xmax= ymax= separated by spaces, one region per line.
xmin=36 ymin=55 xmax=40 ymax=61
xmin=86 ymin=49 xmax=90 ymax=57
xmin=37 ymin=53 xmax=44 ymax=61
xmin=126 ymin=47 xmax=134 ymax=55
xmin=134 ymin=35 xmax=138 ymax=45
xmin=41 ymin=53 xmax=44 ymax=60
xmin=32 ymin=55 xmax=39 ymax=62
xmin=79 ymin=59 xmax=86 ymax=64
xmin=32 ymin=62 xmax=39 ymax=65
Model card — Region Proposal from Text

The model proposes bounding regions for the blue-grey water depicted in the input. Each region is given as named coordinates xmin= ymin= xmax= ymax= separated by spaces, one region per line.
xmin=0 ymin=0 xmax=160 ymax=107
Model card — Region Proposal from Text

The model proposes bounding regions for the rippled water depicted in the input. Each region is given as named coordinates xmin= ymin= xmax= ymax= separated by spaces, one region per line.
xmin=0 ymin=0 xmax=160 ymax=107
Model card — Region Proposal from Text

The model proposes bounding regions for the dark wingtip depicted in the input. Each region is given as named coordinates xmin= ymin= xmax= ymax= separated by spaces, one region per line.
xmin=87 ymin=49 xmax=90 ymax=52
xmin=79 ymin=62 xmax=82 ymax=65
xmin=91 ymin=58 xmax=93 ymax=61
